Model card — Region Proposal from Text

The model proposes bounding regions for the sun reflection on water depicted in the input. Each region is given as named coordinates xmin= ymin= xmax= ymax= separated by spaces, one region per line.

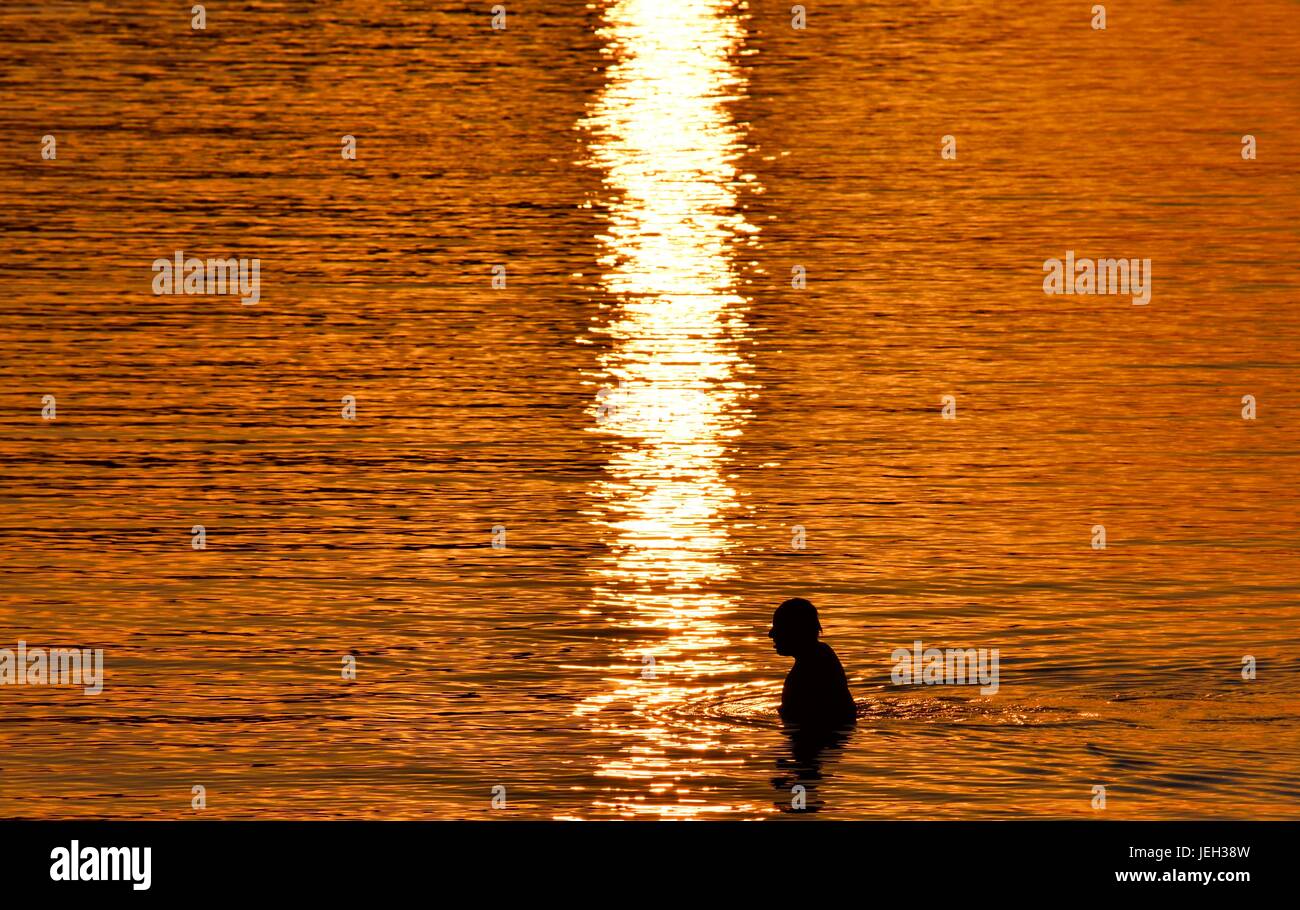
xmin=575 ymin=0 xmax=766 ymax=817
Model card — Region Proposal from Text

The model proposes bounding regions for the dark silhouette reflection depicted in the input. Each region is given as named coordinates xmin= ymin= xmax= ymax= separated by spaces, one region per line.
xmin=767 ymin=598 xmax=857 ymax=813
xmin=772 ymin=724 xmax=853 ymax=814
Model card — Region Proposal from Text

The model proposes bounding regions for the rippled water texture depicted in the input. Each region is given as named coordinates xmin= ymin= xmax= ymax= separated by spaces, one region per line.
xmin=1 ymin=0 xmax=1298 ymax=819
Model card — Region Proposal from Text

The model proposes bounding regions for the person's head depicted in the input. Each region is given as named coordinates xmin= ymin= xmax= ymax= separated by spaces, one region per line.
xmin=768 ymin=597 xmax=822 ymax=656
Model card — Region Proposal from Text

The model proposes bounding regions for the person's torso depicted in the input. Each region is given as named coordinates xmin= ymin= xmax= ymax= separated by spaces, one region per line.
xmin=781 ymin=643 xmax=856 ymax=724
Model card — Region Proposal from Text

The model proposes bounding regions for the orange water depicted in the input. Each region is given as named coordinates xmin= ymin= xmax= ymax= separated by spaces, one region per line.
xmin=1 ymin=0 xmax=1298 ymax=819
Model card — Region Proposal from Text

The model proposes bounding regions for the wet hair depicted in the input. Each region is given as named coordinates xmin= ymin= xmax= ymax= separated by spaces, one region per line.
xmin=773 ymin=597 xmax=822 ymax=637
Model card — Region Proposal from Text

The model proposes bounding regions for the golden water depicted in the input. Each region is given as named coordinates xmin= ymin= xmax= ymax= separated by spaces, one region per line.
xmin=1 ymin=0 xmax=1298 ymax=819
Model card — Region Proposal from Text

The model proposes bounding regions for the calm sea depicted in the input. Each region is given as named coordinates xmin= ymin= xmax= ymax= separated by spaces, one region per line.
xmin=1 ymin=0 xmax=1298 ymax=819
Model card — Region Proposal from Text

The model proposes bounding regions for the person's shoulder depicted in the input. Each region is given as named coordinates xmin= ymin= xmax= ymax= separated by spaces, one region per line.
xmin=815 ymin=641 xmax=845 ymax=666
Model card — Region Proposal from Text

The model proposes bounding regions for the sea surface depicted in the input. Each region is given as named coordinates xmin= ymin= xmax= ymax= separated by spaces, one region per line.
xmin=1 ymin=0 xmax=1298 ymax=819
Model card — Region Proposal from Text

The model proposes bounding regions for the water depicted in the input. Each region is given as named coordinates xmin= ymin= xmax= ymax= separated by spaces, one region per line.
xmin=1 ymin=0 xmax=1298 ymax=819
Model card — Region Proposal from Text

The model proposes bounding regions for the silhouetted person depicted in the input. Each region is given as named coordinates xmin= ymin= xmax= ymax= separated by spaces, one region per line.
xmin=768 ymin=598 xmax=856 ymax=730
